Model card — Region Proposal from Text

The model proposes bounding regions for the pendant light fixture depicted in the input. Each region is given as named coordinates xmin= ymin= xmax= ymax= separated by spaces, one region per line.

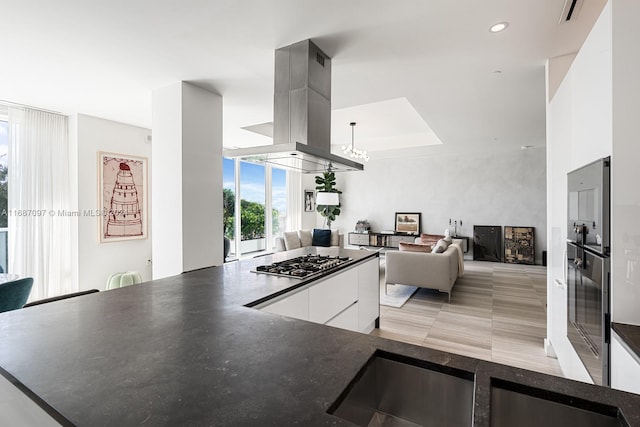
xmin=341 ymin=122 xmax=369 ymax=162
xmin=315 ymin=191 xmax=339 ymax=206
xmin=316 ymin=162 xmax=340 ymax=206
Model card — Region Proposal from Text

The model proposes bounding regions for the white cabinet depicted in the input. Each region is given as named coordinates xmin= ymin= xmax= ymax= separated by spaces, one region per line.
xmin=348 ymin=233 xmax=370 ymax=246
xmin=261 ymin=288 xmax=309 ymax=321
xmin=325 ymin=302 xmax=359 ymax=331
xmin=309 ymin=268 xmax=358 ymax=324
xmin=611 ymin=332 xmax=640 ymax=394
xmin=390 ymin=235 xmax=415 ymax=247
xmin=358 ymin=258 xmax=380 ymax=333
xmin=259 ymin=256 xmax=380 ymax=334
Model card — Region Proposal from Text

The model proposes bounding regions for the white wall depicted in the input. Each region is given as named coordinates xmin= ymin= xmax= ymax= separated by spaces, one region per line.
xmin=546 ymin=1 xmax=612 ymax=383
xmin=304 ymin=148 xmax=547 ymax=262
xmin=548 ymin=53 xmax=577 ymax=103
xmin=151 ymin=83 xmax=183 ymax=278
xmin=181 ymin=83 xmax=223 ymax=272
xmin=76 ymin=114 xmax=152 ymax=291
xmin=152 ymin=82 xmax=223 ymax=278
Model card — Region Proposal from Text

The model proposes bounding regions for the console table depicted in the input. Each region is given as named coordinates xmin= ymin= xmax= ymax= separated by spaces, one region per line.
xmin=451 ymin=235 xmax=469 ymax=253
xmin=348 ymin=232 xmax=416 ymax=249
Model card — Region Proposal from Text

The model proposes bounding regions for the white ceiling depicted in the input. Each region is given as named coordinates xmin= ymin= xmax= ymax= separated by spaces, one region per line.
xmin=0 ymin=0 xmax=606 ymax=158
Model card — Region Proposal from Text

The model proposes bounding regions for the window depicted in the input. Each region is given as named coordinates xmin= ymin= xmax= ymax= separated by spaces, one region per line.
xmin=271 ymin=167 xmax=286 ymax=248
xmin=222 ymin=157 xmax=236 ymax=259
xmin=222 ymin=158 xmax=287 ymax=259
xmin=0 ymin=118 xmax=7 ymax=273
xmin=239 ymin=161 xmax=266 ymax=254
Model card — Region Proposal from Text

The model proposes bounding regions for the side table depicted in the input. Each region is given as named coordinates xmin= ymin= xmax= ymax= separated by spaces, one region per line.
xmin=453 ymin=236 xmax=469 ymax=253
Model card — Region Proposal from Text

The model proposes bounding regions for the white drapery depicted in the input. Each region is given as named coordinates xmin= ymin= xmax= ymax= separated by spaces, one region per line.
xmin=285 ymin=170 xmax=302 ymax=232
xmin=8 ymin=107 xmax=75 ymax=300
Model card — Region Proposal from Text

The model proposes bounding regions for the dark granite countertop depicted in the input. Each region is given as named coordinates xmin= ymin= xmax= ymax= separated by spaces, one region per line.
xmin=1 ymin=247 xmax=640 ymax=426
xmin=612 ymin=323 xmax=640 ymax=361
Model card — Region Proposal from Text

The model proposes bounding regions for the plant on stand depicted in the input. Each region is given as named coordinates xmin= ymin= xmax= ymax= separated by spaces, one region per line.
xmin=315 ymin=167 xmax=342 ymax=228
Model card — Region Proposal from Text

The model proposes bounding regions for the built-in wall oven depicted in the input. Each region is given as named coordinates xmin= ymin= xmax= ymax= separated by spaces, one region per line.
xmin=566 ymin=156 xmax=610 ymax=386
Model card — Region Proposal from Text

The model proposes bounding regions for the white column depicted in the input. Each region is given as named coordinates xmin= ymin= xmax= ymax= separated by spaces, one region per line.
xmin=152 ymin=82 xmax=223 ymax=278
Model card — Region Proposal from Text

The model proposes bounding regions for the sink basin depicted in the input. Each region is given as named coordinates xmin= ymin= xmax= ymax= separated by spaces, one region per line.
xmin=329 ymin=350 xmax=475 ymax=427
xmin=491 ymin=379 xmax=625 ymax=427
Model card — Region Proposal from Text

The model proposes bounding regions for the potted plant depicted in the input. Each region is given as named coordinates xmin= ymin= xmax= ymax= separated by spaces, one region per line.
xmin=315 ymin=170 xmax=342 ymax=227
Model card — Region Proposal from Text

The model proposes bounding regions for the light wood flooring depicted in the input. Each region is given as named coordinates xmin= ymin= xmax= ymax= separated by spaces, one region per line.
xmin=371 ymin=260 xmax=564 ymax=377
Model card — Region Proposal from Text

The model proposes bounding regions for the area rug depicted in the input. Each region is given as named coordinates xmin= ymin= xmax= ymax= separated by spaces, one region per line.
xmin=380 ymin=283 xmax=418 ymax=308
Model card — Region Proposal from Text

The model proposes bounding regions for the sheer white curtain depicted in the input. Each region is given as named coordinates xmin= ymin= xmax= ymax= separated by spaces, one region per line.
xmin=8 ymin=107 xmax=75 ymax=300
xmin=285 ymin=170 xmax=302 ymax=232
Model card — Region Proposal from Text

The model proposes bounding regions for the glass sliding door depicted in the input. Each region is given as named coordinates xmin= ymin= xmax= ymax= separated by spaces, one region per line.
xmin=239 ymin=161 xmax=266 ymax=256
xmin=271 ymin=167 xmax=287 ymax=250
xmin=222 ymin=158 xmax=236 ymax=260
xmin=222 ymin=158 xmax=288 ymax=259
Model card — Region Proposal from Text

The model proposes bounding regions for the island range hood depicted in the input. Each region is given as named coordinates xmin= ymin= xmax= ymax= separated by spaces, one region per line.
xmin=223 ymin=39 xmax=364 ymax=173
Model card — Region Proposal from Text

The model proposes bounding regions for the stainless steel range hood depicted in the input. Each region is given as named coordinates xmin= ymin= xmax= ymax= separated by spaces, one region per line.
xmin=223 ymin=39 xmax=364 ymax=173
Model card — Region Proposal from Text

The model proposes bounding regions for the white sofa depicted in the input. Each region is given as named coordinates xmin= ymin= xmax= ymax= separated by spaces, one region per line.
xmin=275 ymin=229 xmax=344 ymax=252
xmin=384 ymin=239 xmax=464 ymax=302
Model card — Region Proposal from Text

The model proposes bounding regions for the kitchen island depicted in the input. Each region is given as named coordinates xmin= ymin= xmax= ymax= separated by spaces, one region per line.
xmin=1 ymin=247 xmax=640 ymax=426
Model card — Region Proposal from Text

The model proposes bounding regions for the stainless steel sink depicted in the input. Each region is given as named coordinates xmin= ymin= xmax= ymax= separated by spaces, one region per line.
xmin=490 ymin=379 xmax=625 ymax=427
xmin=329 ymin=351 xmax=475 ymax=426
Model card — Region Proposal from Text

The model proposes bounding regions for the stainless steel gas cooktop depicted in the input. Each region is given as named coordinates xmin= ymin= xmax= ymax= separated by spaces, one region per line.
xmin=252 ymin=254 xmax=352 ymax=279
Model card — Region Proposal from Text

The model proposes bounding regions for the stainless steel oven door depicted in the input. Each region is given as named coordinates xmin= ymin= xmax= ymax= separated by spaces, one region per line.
xmin=567 ymin=157 xmax=610 ymax=255
xmin=566 ymin=242 xmax=610 ymax=386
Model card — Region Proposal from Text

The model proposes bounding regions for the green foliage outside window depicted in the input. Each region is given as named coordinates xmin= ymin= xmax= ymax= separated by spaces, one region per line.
xmin=223 ymin=188 xmax=279 ymax=241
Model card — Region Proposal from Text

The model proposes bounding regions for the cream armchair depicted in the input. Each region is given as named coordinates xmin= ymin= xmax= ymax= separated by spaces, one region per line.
xmin=384 ymin=241 xmax=463 ymax=303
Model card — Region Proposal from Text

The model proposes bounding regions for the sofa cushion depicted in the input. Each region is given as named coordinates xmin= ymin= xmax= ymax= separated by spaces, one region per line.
xmin=420 ymin=233 xmax=444 ymax=245
xmin=298 ymin=230 xmax=313 ymax=247
xmin=312 ymin=229 xmax=332 ymax=247
xmin=399 ymin=242 xmax=432 ymax=252
xmin=283 ymin=231 xmax=301 ymax=250
xmin=330 ymin=229 xmax=340 ymax=246
xmin=431 ymin=239 xmax=450 ymax=253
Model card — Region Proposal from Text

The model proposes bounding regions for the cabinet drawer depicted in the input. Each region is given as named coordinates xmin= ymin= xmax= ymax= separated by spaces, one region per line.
xmin=358 ymin=258 xmax=380 ymax=332
xmin=349 ymin=233 xmax=370 ymax=245
xmin=309 ymin=268 xmax=358 ymax=324
xmin=612 ymin=333 xmax=640 ymax=394
xmin=261 ymin=288 xmax=309 ymax=321
xmin=390 ymin=235 xmax=415 ymax=247
xmin=325 ymin=302 xmax=358 ymax=331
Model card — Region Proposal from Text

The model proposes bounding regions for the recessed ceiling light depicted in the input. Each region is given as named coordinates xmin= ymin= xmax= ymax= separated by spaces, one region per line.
xmin=490 ymin=22 xmax=509 ymax=33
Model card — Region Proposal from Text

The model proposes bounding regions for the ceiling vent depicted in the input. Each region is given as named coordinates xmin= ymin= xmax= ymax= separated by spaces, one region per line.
xmin=559 ymin=0 xmax=584 ymax=23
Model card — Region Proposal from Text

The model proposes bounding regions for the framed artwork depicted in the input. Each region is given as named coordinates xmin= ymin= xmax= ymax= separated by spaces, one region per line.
xmin=304 ymin=190 xmax=315 ymax=212
xmin=99 ymin=152 xmax=148 ymax=242
xmin=473 ymin=225 xmax=502 ymax=262
xmin=395 ymin=212 xmax=421 ymax=235
xmin=504 ymin=226 xmax=535 ymax=264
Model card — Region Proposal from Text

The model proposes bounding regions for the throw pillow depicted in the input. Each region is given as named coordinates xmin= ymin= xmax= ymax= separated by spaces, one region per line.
xmin=330 ymin=229 xmax=340 ymax=246
xmin=312 ymin=229 xmax=332 ymax=247
xmin=399 ymin=242 xmax=431 ymax=252
xmin=283 ymin=231 xmax=301 ymax=250
xmin=431 ymin=239 xmax=449 ymax=254
xmin=298 ymin=230 xmax=313 ymax=247
xmin=420 ymin=233 xmax=444 ymax=246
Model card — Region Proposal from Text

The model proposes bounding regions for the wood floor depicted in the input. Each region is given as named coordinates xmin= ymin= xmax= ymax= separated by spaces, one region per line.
xmin=371 ymin=260 xmax=564 ymax=377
